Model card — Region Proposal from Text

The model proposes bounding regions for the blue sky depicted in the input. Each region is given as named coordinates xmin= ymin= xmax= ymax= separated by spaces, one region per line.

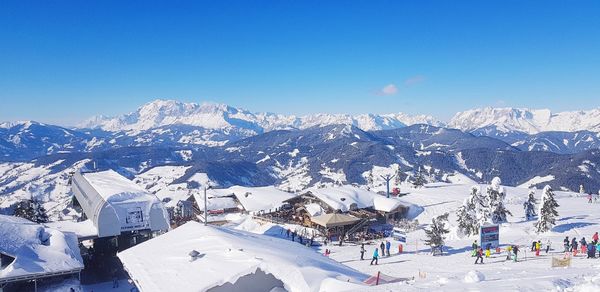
xmin=1 ymin=1 xmax=599 ymax=125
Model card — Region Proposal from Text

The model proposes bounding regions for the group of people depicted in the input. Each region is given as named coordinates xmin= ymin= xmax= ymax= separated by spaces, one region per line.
xmin=530 ymin=239 xmax=551 ymax=255
xmin=285 ymin=228 xmax=315 ymax=246
xmin=564 ymin=232 xmax=600 ymax=258
xmin=360 ymin=240 xmax=393 ymax=265
xmin=472 ymin=240 xmax=520 ymax=264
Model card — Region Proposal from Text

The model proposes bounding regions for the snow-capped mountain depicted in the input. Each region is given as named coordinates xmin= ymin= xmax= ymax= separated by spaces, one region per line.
xmin=448 ymin=107 xmax=600 ymax=134
xmin=78 ymin=99 xmax=443 ymax=133
xmin=3 ymin=124 xmax=600 ymax=221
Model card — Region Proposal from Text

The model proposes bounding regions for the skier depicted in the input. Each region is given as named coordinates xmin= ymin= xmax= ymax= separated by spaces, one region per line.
xmin=506 ymin=245 xmax=513 ymax=261
xmin=291 ymin=230 xmax=296 ymax=242
xmin=593 ymin=232 xmax=599 ymax=244
xmin=589 ymin=193 xmax=593 ymax=203
xmin=581 ymin=238 xmax=588 ymax=254
xmin=370 ymin=248 xmax=379 ymax=265
xmin=571 ymin=237 xmax=578 ymax=253
xmin=286 ymin=228 xmax=290 ymax=238
xmin=531 ymin=241 xmax=536 ymax=252
xmin=474 ymin=247 xmax=484 ymax=264
xmin=513 ymin=245 xmax=519 ymax=262
xmin=380 ymin=242 xmax=385 ymax=256
xmin=360 ymin=244 xmax=366 ymax=260
xmin=535 ymin=240 xmax=541 ymax=256
xmin=385 ymin=240 xmax=391 ymax=257
xmin=588 ymin=242 xmax=596 ymax=258
xmin=546 ymin=239 xmax=551 ymax=253
xmin=564 ymin=236 xmax=570 ymax=252
xmin=472 ymin=240 xmax=478 ymax=257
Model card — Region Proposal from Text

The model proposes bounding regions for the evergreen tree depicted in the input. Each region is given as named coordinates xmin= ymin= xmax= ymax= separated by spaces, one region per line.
xmin=413 ymin=167 xmax=426 ymax=188
xmin=535 ymin=185 xmax=559 ymax=233
xmin=14 ymin=199 xmax=48 ymax=223
xmin=487 ymin=177 xmax=512 ymax=224
xmin=523 ymin=189 xmax=538 ymax=221
xmin=473 ymin=185 xmax=491 ymax=228
xmin=366 ymin=170 xmax=374 ymax=188
xmin=456 ymin=188 xmax=478 ymax=236
xmin=424 ymin=213 xmax=450 ymax=252
xmin=394 ymin=167 xmax=405 ymax=187
xmin=14 ymin=200 xmax=35 ymax=221
xmin=31 ymin=199 xmax=49 ymax=223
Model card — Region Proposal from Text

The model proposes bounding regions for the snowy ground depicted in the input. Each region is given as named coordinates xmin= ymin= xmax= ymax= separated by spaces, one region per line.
xmin=230 ymin=183 xmax=600 ymax=291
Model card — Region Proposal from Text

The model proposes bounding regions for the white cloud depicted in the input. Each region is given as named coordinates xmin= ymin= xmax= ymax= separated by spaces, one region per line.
xmin=379 ymin=84 xmax=398 ymax=96
xmin=404 ymin=75 xmax=425 ymax=85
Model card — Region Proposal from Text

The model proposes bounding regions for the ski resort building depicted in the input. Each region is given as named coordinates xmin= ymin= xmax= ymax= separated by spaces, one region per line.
xmin=0 ymin=215 xmax=83 ymax=291
xmin=118 ymin=221 xmax=367 ymax=292
xmin=211 ymin=186 xmax=298 ymax=214
xmin=166 ymin=186 xmax=297 ymax=226
xmin=71 ymin=169 xmax=170 ymax=238
xmin=284 ymin=185 xmax=409 ymax=222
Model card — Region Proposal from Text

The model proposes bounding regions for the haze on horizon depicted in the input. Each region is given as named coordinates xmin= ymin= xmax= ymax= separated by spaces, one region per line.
xmin=1 ymin=1 xmax=599 ymax=125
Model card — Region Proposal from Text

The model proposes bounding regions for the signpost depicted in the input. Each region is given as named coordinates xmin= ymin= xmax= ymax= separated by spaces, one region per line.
xmin=392 ymin=228 xmax=407 ymax=243
xmin=480 ymin=224 xmax=500 ymax=249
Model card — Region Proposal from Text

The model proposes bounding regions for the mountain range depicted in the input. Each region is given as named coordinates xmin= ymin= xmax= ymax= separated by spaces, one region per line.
xmin=1 ymin=99 xmax=599 ymax=219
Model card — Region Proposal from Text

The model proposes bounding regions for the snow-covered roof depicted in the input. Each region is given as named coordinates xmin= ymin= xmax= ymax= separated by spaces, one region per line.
xmin=306 ymin=185 xmax=406 ymax=213
xmin=44 ymin=219 xmax=98 ymax=240
xmin=0 ymin=215 xmax=83 ymax=283
xmin=118 ymin=221 xmax=367 ymax=292
xmin=192 ymin=193 xmax=239 ymax=211
xmin=211 ymin=186 xmax=297 ymax=213
xmin=72 ymin=170 xmax=170 ymax=237
xmin=303 ymin=203 xmax=325 ymax=217
xmin=82 ymin=170 xmax=153 ymax=203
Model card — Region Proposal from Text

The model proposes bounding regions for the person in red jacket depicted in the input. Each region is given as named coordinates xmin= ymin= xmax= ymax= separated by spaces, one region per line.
xmin=474 ymin=247 xmax=484 ymax=264
xmin=592 ymin=232 xmax=599 ymax=243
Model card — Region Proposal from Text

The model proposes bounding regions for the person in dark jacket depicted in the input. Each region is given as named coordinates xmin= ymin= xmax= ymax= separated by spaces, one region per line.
xmin=571 ymin=238 xmax=578 ymax=252
xmin=380 ymin=242 xmax=386 ymax=255
xmin=513 ymin=245 xmax=519 ymax=262
xmin=564 ymin=236 xmax=570 ymax=252
xmin=360 ymin=244 xmax=366 ymax=260
xmin=588 ymin=242 xmax=596 ymax=258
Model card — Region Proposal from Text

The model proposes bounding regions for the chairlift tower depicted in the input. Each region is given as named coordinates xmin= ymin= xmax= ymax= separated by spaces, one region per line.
xmin=380 ymin=174 xmax=396 ymax=198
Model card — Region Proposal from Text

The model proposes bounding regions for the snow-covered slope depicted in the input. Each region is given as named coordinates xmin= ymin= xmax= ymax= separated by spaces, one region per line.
xmin=78 ymin=99 xmax=443 ymax=133
xmin=449 ymin=107 xmax=600 ymax=134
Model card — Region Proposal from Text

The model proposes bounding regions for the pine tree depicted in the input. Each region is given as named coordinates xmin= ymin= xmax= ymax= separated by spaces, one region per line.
xmin=366 ymin=170 xmax=374 ymax=188
xmin=535 ymin=185 xmax=559 ymax=233
xmin=14 ymin=200 xmax=35 ymax=221
xmin=456 ymin=188 xmax=478 ymax=236
xmin=31 ymin=199 xmax=49 ymax=223
xmin=473 ymin=185 xmax=491 ymax=229
xmin=413 ymin=167 xmax=426 ymax=188
xmin=14 ymin=199 xmax=48 ymax=223
xmin=487 ymin=177 xmax=512 ymax=224
xmin=424 ymin=213 xmax=450 ymax=253
xmin=523 ymin=189 xmax=538 ymax=221
xmin=394 ymin=167 xmax=405 ymax=187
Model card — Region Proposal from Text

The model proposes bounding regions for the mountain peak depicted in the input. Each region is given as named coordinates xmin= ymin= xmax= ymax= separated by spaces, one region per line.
xmin=76 ymin=99 xmax=442 ymax=133
xmin=448 ymin=107 xmax=600 ymax=134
